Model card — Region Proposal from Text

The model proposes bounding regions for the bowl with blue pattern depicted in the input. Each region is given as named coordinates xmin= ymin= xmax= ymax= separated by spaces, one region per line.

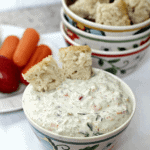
xmin=60 ymin=22 xmax=150 ymax=77
xmin=62 ymin=0 xmax=150 ymax=37
xmin=23 ymin=70 xmax=136 ymax=150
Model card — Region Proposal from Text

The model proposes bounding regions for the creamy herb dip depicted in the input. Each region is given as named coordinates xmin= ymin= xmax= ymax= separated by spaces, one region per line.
xmin=23 ymin=69 xmax=132 ymax=137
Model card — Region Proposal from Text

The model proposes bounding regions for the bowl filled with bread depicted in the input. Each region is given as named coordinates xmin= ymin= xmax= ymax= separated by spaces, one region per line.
xmin=61 ymin=8 xmax=150 ymax=51
xmin=62 ymin=0 xmax=150 ymax=37
xmin=22 ymin=45 xmax=136 ymax=150
xmin=60 ymin=22 xmax=150 ymax=77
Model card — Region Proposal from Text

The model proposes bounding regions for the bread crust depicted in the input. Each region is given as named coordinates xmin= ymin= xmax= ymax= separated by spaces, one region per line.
xmin=59 ymin=45 xmax=91 ymax=53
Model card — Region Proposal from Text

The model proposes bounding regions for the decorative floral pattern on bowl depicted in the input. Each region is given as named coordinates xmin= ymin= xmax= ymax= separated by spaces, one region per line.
xmin=63 ymin=22 xmax=150 ymax=52
xmin=64 ymin=25 xmax=79 ymax=41
xmin=64 ymin=13 xmax=106 ymax=36
xmin=92 ymin=50 xmax=147 ymax=77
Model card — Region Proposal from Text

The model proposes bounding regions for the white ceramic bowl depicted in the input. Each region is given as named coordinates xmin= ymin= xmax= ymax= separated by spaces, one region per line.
xmin=62 ymin=0 xmax=150 ymax=37
xmin=61 ymin=8 xmax=150 ymax=51
xmin=60 ymin=22 xmax=150 ymax=77
xmin=23 ymin=68 xmax=136 ymax=150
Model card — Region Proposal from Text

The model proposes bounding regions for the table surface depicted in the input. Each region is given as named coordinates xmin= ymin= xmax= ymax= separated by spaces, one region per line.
xmin=0 ymin=3 xmax=61 ymax=34
xmin=0 ymin=31 xmax=150 ymax=150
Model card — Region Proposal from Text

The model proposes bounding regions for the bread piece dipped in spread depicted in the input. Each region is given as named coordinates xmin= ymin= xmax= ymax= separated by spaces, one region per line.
xmin=23 ymin=55 xmax=64 ymax=92
xmin=95 ymin=0 xmax=131 ymax=26
xmin=124 ymin=0 xmax=150 ymax=24
xmin=59 ymin=45 xmax=92 ymax=80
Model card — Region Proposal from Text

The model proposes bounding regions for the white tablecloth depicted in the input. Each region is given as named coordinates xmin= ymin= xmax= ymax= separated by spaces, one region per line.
xmin=0 ymin=32 xmax=150 ymax=150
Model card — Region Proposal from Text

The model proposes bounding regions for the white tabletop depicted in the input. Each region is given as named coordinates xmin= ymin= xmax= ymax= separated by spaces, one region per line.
xmin=0 ymin=0 xmax=61 ymax=12
xmin=0 ymin=32 xmax=150 ymax=150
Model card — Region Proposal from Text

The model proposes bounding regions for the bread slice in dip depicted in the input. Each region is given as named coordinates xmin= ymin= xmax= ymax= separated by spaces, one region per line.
xmin=59 ymin=45 xmax=92 ymax=80
xmin=23 ymin=55 xmax=64 ymax=92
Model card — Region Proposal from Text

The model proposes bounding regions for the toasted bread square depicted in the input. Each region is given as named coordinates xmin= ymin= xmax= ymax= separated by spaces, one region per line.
xmin=23 ymin=55 xmax=64 ymax=92
xmin=124 ymin=0 xmax=150 ymax=24
xmin=95 ymin=0 xmax=131 ymax=26
xmin=59 ymin=45 xmax=92 ymax=80
xmin=69 ymin=0 xmax=99 ymax=20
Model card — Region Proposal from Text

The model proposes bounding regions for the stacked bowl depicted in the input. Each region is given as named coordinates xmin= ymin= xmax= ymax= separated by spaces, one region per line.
xmin=60 ymin=0 xmax=150 ymax=77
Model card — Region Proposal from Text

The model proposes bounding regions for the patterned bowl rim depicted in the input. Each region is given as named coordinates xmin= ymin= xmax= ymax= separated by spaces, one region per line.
xmin=23 ymin=68 xmax=136 ymax=142
xmin=61 ymin=8 xmax=150 ymax=42
xmin=62 ymin=0 xmax=150 ymax=32
xmin=61 ymin=22 xmax=150 ymax=56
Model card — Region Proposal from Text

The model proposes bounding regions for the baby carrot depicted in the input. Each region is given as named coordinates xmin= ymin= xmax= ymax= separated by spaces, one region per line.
xmin=0 ymin=36 xmax=19 ymax=60
xmin=21 ymin=44 xmax=52 ymax=74
xmin=13 ymin=28 xmax=40 ymax=67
